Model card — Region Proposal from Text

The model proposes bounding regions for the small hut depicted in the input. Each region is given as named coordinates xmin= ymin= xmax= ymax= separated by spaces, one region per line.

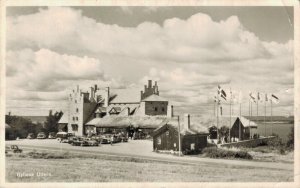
xmin=152 ymin=114 xmax=209 ymax=155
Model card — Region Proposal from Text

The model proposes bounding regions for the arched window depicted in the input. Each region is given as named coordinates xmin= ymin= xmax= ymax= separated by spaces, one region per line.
xmin=154 ymin=107 xmax=158 ymax=111
xmin=76 ymin=108 xmax=79 ymax=113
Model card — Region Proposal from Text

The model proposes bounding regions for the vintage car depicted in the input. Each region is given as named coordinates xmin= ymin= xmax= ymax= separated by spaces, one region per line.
xmin=26 ymin=133 xmax=35 ymax=139
xmin=85 ymin=138 xmax=99 ymax=146
xmin=37 ymin=132 xmax=47 ymax=139
xmin=72 ymin=137 xmax=89 ymax=146
xmin=48 ymin=132 xmax=56 ymax=139
xmin=5 ymin=145 xmax=22 ymax=154
xmin=57 ymin=132 xmax=75 ymax=143
xmin=99 ymin=134 xmax=111 ymax=144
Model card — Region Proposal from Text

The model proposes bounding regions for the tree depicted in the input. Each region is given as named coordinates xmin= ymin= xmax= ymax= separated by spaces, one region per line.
xmin=44 ymin=110 xmax=63 ymax=134
xmin=219 ymin=126 xmax=229 ymax=143
xmin=208 ymin=126 xmax=218 ymax=139
xmin=286 ymin=126 xmax=294 ymax=149
xmin=5 ymin=115 xmax=42 ymax=138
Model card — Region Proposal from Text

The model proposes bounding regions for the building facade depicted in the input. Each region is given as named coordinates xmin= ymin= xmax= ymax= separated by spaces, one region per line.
xmin=58 ymin=80 xmax=173 ymax=136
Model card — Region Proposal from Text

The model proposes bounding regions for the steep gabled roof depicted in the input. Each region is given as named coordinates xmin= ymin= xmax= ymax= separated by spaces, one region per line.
xmin=194 ymin=115 xmax=257 ymax=129
xmin=142 ymin=94 xmax=168 ymax=102
xmin=58 ymin=113 xmax=68 ymax=124
xmin=110 ymin=88 xmax=141 ymax=103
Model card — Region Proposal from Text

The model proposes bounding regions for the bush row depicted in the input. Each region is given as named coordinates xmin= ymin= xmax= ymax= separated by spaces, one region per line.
xmin=202 ymin=147 xmax=253 ymax=160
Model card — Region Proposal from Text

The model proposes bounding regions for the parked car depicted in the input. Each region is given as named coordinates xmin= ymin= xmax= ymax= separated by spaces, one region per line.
xmin=5 ymin=145 xmax=22 ymax=154
xmin=85 ymin=138 xmax=99 ymax=146
xmin=56 ymin=132 xmax=67 ymax=141
xmin=68 ymin=136 xmax=76 ymax=144
xmin=99 ymin=134 xmax=111 ymax=144
xmin=27 ymin=133 xmax=35 ymax=139
xmin=37 ymin=132 xmax=47 ymax=139
xmin=48 ymin=132 xmax=56 ymax=139
xmin=120 ymin=135 xmax=128 ymax=142
xmin=72 ymin=137 xmax=89 ymax=146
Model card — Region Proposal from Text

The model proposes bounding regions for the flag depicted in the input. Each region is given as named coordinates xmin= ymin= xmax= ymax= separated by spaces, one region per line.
xmin=257 ymin=92 xmax=262 ymax=103
xmin=214 ymin=96 xmax=220 ymax=103
xmin=271 ymin=94 xmax=279 ymax=104
xmin=265 ymin=93 xmax=268 ymax=102
xmin=249 ymin=92 xmax=256 ymax=103
xmin=218 ymin=85 xmax=227 ymax=101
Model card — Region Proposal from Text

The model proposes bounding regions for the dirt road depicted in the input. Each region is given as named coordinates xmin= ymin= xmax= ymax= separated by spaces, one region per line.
xmin=6 ymin=139 xmax=293 ymax=170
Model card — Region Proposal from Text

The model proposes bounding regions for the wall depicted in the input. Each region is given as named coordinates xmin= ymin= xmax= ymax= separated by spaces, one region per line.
xmin=153 ymin=125 xmax=179 ymax=151
xmin=181 ymin=134 xmax=208 ymax=154
xmin=220 ymin=136 xmax=277 ymax=148
xmin=145 ymin=101 xmax=168 ymax=116
xmin=153 ymin=125 xmax=208 ymax=154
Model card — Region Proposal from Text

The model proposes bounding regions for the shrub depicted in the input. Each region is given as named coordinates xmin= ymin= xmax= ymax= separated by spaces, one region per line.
xmin=202 ymin=147 xmax=252 ymax=160
xmin=26 ymin=151 xmax=70 ymax=159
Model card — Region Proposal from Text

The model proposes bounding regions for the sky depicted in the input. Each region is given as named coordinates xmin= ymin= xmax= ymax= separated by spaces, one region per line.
xmin=5 ymin=6 xmax=294 ymax=117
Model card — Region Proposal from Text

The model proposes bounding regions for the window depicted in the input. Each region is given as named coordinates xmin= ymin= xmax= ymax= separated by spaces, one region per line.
xmin=75 ymin=100 xmax=77 ymax=103
xmin=72 ymin=117 xmax=75 ymax=121
xmin=157 ymin=137 xmax=161 ymax=145
xmin=76 ymin=108 xmax=79 ymax=112
xmin=191 ymin=143 xmax=195 ymax=150
xmin=162 ymin=107 xmax=165 ymax=112
xmin=71 ymin=124 xmax=78 ymax=131
xmin=154 ymin=107 xmax=158 ymax=111
xmin=76 ymin=117 xmax=78 ymax=121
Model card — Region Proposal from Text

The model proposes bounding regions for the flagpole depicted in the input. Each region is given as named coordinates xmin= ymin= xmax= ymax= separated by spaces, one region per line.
xmin=271 ymin=99 xmax=273 ymax=135
xmin=229 ymin=88 xmax=232 ymax=143
xmin=239 ymin=102 xmax=241 ymax=140
xmin=264 ymin=95 xmax=267 ymax=137
xmin=214 ymin=99 xmax=216 ymax=116
xmin=217 ymin=93 xmax=219 ymax=143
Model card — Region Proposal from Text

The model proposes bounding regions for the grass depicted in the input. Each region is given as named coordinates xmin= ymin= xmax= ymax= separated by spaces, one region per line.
xmin=6 ymin=150 xmax=293 ymax=182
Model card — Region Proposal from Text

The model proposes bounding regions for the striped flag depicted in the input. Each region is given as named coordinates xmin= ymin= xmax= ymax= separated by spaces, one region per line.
xmin=218 ymin=85 xmax=227 ymax=101
xmin=249 ymin=92 xmax=256 ymax=103
xmin=271 ymin=94 xmax=279 ymax=104
xmin=265 ymin=93 xmax=269 ymax=102
xmin=257 ymin=92 xmax=262 ymax=103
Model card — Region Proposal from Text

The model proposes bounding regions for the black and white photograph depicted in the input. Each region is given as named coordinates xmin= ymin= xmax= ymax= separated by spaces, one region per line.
xmin=1 ymin=0 xmax=299 ymax=187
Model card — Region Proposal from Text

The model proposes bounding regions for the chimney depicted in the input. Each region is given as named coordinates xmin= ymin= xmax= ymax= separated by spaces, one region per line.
xmin=144 ymin=85 xmax=147 ymax=92
xmin=94 ymin=84 xmax=97 ymax=91
xmin=127 ymin=108 xmax=130 ymax=116
xmin=140 ymin=90 xmax=143 ymax=100
xmin=95 ymin=109 xmax=101 ymax=118
xmin=148 ymin=80 xmax=152 ymax=88
xmin=167 ymin=105 xmax=173 ymax=117
xmin=8 ymin=111 xmax=11 ymax=116
xmin=105 ymin=87 xmax=110 ymax=107
xmin=90 ymin=87 xmax=95 ymax=101
xmin=184 ymin=113 xmax=190 ymax=130
xmin=155 ymin=81 xmax=157 ymax=86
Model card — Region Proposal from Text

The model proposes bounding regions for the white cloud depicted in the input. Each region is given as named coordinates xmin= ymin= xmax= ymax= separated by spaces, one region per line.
xmin=7 ymin=7 xmax=292 ymax=63
xmin=6 ymin=7 xmax=294 ymax=116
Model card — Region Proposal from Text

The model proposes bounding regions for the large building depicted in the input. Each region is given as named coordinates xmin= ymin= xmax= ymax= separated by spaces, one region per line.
xmin=58 ymin=80 xmax=173 ymax=136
